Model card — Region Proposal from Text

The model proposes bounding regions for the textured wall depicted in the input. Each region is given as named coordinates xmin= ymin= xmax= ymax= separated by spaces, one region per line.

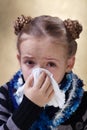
xmin=0 ymin=0 xmax=87 ymax=89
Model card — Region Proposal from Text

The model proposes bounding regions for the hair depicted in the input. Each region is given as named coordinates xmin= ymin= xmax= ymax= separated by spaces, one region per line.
xmin=14 ymin=15 xmax=83 ymax=57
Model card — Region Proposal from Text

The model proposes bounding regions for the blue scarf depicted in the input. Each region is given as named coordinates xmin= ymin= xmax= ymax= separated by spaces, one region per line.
xmin=8 ymin=70 xmax=84 ymax=130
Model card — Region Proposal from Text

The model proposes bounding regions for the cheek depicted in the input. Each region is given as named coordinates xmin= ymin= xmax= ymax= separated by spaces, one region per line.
xmin=21 ymin=66 xmax=32 ymax=81
xmin=53 ymin=73 xmax=65 ymax=84
xmin=57 ymin=74 xmax=65 ymax=84
xmin=51 ymin=67 xmax=66 ymax=84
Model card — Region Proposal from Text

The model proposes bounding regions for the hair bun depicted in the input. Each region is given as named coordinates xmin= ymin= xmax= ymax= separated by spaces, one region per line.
xmin=64 ymin=19 xmax=83 ymax=41
xmin=14 ymin=15 xmax=32 ymax=35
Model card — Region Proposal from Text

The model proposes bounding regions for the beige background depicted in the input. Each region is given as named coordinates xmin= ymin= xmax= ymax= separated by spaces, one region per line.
xmin=0 ymin=0 xmax=87 ymax=89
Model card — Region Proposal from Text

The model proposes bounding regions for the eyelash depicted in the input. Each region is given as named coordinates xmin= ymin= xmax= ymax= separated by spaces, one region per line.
xmin=25 ymin=60 xmax=35 ymax=66
xmin=47 ymin=62 xmax=56 ymax=67
xmin=25 ymin=60 xmax=56 ymax=67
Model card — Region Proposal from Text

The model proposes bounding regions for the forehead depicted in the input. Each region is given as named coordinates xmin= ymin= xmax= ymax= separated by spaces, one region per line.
xmin=19 ymin=34 xmax=67 ymax=58
xmin=20 ymin=33 xmax=67 ymax=46
xmin=20 ymin=32 xmax=66 ymax=43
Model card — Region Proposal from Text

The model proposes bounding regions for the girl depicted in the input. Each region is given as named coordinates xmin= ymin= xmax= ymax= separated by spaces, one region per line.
xmin=0 ymin=15 xmax=87 ymax=130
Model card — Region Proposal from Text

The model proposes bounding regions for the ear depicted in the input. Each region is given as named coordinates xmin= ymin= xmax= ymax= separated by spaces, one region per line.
xmin=66 ymin=56 xmax=75 ymax=73
xmin=17 ymin=53 xmax=21 ymax=66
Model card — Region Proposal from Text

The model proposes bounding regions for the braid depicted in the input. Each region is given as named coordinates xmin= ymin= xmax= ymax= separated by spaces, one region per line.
xmin=14 ymin=15 xmax=32 ymax=35
xmin=64 ymin=19 xmax=83 ymax=41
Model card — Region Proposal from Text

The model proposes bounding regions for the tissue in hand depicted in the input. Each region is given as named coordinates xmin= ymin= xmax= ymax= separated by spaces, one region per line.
xmin=16 ymin=68 xmax=65 ymax=108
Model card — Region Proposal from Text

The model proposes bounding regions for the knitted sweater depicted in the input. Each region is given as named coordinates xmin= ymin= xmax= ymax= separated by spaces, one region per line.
xmin=0 ymin=73 xmax=87 ymax=130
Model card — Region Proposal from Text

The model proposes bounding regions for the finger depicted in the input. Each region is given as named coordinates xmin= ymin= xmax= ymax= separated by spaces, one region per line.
xmin=25 ymin=74 xmax=34 ymax=88
xmin=35 ymin=72 xmax=46 ymax=88
xmin=48 ymin=90 xmax=55 ymax=100
xmin=41 ymin=76 xmax=51 ymax=92
xmin=46 ymin=85 xmax=54 ymax=96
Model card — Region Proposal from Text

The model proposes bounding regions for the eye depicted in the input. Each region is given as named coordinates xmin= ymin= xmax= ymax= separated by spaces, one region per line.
xmin=47 ymin=62 xmax=56 ymax=67
xmin=25 ymin=60 xmax=35 ymax=67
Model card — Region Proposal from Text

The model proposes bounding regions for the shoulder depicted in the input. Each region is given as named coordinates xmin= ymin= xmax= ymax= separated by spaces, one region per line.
xmin=0 ymin=83 xmax=14 ymax=112
xmin=62 ymin=91 xmax=87 ymax=129
xmin=0 ymin=84 xmax=9 ymax=99
xmin=72 ymin=91 xmax=87 ymax=121
xmin=83 ymin=90 xmax=87 ymax=97
xmin=81 ymin=91 xmax=87 ymax=105
xmin=76 ymin=91 xmax=87 ymax=113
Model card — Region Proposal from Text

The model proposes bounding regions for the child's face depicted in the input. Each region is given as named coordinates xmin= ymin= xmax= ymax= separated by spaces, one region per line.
xmin=17 ymin=35 xmax=75 ymax=84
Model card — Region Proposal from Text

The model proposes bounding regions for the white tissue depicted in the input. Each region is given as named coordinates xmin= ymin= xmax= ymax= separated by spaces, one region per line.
xmin=16 ymin=68 xmax=65 ymax=108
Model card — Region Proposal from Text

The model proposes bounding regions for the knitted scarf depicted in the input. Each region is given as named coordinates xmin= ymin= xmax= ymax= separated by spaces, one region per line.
xmin=8 ymin=70 xmax=84 ymax=130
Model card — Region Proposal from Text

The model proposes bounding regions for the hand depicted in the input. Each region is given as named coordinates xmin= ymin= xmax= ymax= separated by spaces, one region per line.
xmin=24 ymin=72 xmax=54 ymax=107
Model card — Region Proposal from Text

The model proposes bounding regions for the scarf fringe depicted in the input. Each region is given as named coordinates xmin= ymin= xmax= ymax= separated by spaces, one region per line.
xmin=52 ymin=73 xmax=83 ymax=127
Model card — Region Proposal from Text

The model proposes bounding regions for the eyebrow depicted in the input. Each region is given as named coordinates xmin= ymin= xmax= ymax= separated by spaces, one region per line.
xmin=22 ymin=55 xmax=59 ymax=62
xmin=22 ymin=55 xmax=35 ymax=59
xmin=43 ymin=57 xmax=59 ymax=62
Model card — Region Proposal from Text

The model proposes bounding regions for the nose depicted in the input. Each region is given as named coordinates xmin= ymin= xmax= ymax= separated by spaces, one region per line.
xmin=34 ymin=64 xmax=45 ymax=69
